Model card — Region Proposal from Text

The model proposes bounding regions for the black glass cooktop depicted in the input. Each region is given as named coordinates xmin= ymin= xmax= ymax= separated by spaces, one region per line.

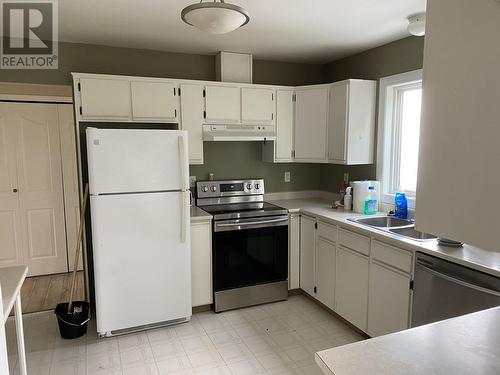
xmin=201 ymin=202 xmax=287 ymax=220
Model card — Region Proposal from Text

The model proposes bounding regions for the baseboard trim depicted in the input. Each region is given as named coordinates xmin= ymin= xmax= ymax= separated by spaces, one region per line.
xmin=192 ymin=304 xmax=212 ymax=314
xmin=300 ymin=289 xmax=370 ymax=339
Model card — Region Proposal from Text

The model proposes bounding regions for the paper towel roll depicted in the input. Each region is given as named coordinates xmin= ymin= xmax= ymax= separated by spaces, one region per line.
xmin=352 ymin=181 xmax=380 ymax=213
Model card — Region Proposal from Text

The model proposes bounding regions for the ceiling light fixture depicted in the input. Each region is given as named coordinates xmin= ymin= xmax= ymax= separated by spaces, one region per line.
xmin=181 ymin=0 xmax=250 ymax=35
xmin=407 ymin=13 xmax=426 ymax=36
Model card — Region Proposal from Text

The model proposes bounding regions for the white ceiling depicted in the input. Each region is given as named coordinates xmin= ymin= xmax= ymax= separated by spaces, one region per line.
xmin=59 ymin=0 xmax=426 ymax=64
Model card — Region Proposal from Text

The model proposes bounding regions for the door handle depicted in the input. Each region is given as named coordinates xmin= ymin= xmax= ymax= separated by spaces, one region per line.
xmin=12 ymin=188 xmax=18 ymax=193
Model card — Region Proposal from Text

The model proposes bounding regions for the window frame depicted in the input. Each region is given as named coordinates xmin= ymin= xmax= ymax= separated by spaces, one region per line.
xmin=377 ymin=69 xmax=423 ymax=209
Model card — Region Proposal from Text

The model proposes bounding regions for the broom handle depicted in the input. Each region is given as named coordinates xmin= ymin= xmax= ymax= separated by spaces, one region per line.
xmin=67 ymin=183 xmax=89 ymax=314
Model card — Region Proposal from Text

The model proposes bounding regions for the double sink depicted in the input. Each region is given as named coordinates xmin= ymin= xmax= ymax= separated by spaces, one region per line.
xmin=349 ymin=216 xmax=437 ymax=241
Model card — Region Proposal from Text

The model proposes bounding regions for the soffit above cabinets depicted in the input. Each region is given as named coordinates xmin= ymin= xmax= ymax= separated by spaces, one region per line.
xmin=59 ymin=0 xmax=426 ymax=63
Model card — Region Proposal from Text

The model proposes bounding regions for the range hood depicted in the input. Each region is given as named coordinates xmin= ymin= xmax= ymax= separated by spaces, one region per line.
xmin=203 ymin=124 xmax=276 ymax=141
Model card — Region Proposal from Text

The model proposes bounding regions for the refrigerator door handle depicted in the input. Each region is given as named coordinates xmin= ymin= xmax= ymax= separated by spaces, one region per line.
xmin=178 ymin=134 xmax=188 ymax=192
xmin=179 ymin=134 xmax=189 ymax=243
xmin=181 ymin=190 xmax=189 ymax=243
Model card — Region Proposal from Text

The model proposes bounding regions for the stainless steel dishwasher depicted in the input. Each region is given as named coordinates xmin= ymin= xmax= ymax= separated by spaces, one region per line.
xmin=412 ymin=252 xmax=500 ymax=327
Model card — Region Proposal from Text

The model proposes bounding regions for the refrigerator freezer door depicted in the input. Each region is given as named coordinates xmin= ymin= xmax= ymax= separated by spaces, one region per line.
xmin=86 ymin=128 xmax=189 ymax=194
xmin=90 ymin=191 xmax=191 ymax=335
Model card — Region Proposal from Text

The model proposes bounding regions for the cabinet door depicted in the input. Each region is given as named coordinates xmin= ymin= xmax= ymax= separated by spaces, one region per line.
xmin=180 ymin=84 xmax=204 ymax=165
xmin=415 ymin=0 xmax=500 ymax=251
xmin=299 ymin=215 xmax=316 ymax=295
xmin=328 ymin=83 xmax=348 ymax=162
xmin=241 ymin=88 xmax=274 ymax=124
xmin=131 ymin=81 xmax=178 ymax=121
xmin=335 ymin=246 xmax=369 ymax=331
xmin=275 ymin=90 xmax=294 ymax=161
xmin=0 ymin=105 xmax=23 ymax=268
xmin=288 ymin=213 xmax=300 ymax=290
xmin=80 ymin=78 xmax=131 ymax=120
xmin=315 ymin=238 xmax=335 ymax=309
xmin=191 ymin=221 xmax=212 ymax=307
xmin=367 ymin=261 xmax=411 ymax=337
xmin=205 ymin=86 xmax=240 ymax=123
xmin=294 ymin=87 xmax=328 ymax=162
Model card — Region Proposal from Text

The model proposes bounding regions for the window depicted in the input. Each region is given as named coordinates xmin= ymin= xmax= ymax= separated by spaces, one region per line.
xmin=377 ymin=70 xmax=423 ymax=207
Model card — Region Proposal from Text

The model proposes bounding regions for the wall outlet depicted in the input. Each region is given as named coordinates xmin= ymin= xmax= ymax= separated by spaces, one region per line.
xmin=284 ymin=171 xmax=291 ymax=183
xmin=343 ymin=172 xmax=350 ymax=184
xmin=189 ymin=176 xmax=197 ymax=188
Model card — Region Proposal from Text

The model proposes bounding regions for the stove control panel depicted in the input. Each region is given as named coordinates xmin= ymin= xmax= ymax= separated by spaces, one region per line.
xmin=197 ymin=179 xmax=264 ymax=198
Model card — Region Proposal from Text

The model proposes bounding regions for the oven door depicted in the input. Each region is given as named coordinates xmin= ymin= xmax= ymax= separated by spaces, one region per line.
xmin=213 ymin=215 xmax=288 ymax=293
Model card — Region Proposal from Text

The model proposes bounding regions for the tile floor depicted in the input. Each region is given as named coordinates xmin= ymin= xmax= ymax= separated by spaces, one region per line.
xmin=5 ymin=295 xmax=364 ymax=375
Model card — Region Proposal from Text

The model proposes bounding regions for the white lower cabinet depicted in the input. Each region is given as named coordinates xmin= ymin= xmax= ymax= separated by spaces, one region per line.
xmin=294 ymin=219 xmax=413 ymax=337
xmin=315 ymin=237 xmax=335 ymax=309
xmin=299 ymin=215 xmax=316 ymax=295
xmin=191 ymin=220 xmax=212 ymax=307
xmin=288 ymin=213 xmax=300 ymax=290
xmin=335 ymin=246 xmax=369 ymax=332
xmin=367 ymin=261 xmax=411 ymax=337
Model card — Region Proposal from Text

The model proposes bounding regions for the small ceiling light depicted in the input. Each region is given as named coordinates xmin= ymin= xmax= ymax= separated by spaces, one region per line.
xmin=407 ymin=13 xmax=426 ymax=36
xmin=181 ymin=0 xmax=250 ymax=35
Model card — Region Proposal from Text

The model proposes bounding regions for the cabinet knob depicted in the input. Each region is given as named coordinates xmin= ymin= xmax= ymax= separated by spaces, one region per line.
xmin=12 ymin=188 xmax=18 ymax=193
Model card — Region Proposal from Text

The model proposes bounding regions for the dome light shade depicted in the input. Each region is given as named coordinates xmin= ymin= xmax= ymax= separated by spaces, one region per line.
xmin=407 ymin=13 xmax=426 ymax=36
xmin=181 ymin=1 xmax=250 ymax=34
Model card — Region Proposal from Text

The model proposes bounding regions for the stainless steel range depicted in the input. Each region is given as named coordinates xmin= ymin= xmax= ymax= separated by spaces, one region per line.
xmin=197 ymin=179 xmax=289 ymax=312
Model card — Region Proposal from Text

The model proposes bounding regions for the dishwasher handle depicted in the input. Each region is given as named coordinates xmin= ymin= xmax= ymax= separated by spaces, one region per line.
xmin=416 ymin=263 xmax=500 ymax=297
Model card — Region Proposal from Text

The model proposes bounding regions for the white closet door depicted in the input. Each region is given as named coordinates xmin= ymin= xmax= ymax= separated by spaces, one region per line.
xmin=13 ymin=103 xmax=68 ymax=276
xmin=58 ymin=104 xmax=83 ymax=272
xmin=0 ymin=106 xmax=23 ymax=268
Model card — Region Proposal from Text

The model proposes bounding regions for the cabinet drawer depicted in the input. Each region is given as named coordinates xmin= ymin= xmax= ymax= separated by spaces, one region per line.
xmin=371 ymin=240 xmax=413 ymax=273
xmin=317 ymin=221 xmax=337 ymax=243
xmin=338 ymin=228 xmax=370 ymax=256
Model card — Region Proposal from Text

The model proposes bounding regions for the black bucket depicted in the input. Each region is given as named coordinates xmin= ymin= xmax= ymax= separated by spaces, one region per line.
xmin=54 ymin=301 xmax=90 ymax=339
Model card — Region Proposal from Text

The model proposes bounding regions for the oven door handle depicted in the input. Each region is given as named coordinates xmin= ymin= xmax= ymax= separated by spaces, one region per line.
xmin=215 ymin=217 xmax=288 ymax=231
xmin=416 ymin=263 xmax=500 ymax=297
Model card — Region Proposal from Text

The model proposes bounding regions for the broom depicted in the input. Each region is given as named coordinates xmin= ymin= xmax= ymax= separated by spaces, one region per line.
xmin=67 ymin=183 xmax=89 ymax=314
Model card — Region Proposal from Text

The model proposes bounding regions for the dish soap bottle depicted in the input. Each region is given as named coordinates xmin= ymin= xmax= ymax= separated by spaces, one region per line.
xmin=394 ymin=192 xmax=408 ymax=219
xmin=364 ymin=185 xmax=378 ymax=215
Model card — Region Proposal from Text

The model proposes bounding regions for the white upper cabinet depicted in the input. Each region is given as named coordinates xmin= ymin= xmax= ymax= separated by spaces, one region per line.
xmin=415 ymin=0 xmax=500 ymax=251
xmin=79 ymin=78 xmax=131 ymax=120
xmin=262 ymin=89 xmax=294 ymax=163
xmin=180 ymin=84 xmax=204 ymax=165
xmin=131 ymin=81 xmax=178 ymax=122
xmin=294 ymin=86 xmax=329 ymax=162
xmin=204 ymin=85 xmax=241 ymax=123
xmin=241 ymin=88 xmax=275 ymax=125
xmin=328 ymin=80 xmax=376 ymax=165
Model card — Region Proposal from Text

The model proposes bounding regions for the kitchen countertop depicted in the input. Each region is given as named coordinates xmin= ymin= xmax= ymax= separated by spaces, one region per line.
xmin=190 ymin=206 xmax=212 ymax=223
xmin=0 ymin=266 xmax=28 ymax=322
xmin=268 ymin=198 xmax=500 ymax=277
xmin=315 ymin=306 xmax=500 ymax=375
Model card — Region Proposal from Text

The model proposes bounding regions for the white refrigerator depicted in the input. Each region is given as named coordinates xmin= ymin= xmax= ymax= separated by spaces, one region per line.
xmin=86 ymin=128 xmax=191 ymax=337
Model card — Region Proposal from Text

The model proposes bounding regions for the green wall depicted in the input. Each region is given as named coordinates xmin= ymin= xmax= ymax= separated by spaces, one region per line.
xmin=190 ymin=142 xmax=321 ymax=192
xmin=320 ymin=36 xmax=425 ymax=192
xmin=0 ymin=37 xmax=424 ymax=193
xmin=0 ymin=41 xmax=324 ymax=86
xmin=0 ymin=41 xmax=324 ymax=193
